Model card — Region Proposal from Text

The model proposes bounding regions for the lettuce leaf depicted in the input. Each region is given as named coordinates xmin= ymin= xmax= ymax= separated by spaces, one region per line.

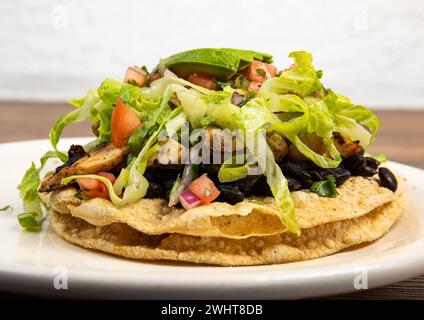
xmin=165 ymin=111 xmax=188 ymax=138
xmin=218 ymin=155 xmax=249 ymax=183
xmin=252 ymin=132 xmax=299 ymax=235
xmin=49 ymin=89 xmax=100 ymax=161
xmin=260 ymin=51 xmax=323 ymax=98
xmin=264 ymin=146 xmax=299 ymax=234
xmin=129 ymin=104 xmax=171 ymax=155
xmin=271 ymin=108 xmax=341 ymax=168
xmin=97 ymin=78 xmax=122 ymax=105
xmin=177 ymin=90 xmax=208 ymax=128
xmin=62 ymin=108 xmax=183 ymax=207
xmin=332 ymin=95 xmax=380 ymax=147
xmin=17 ymin=151 xmax=60 ymax=231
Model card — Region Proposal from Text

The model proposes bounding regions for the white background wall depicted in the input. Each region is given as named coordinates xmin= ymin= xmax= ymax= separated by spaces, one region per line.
xmin=1 ymin=0 xmax=423 ymax=108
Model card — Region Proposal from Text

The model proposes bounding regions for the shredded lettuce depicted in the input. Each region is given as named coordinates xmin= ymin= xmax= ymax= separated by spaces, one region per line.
xmin=364 ymin=152 xmax=387 ymax=164
xmin=50 ymin=89 xmax=100 ymax=161
xmin=98 ymin=78 xmax=161 ymax=112
xmin=129 ymin=105 xmax=171 ymax=154
xmin=271 ymin=109 xmax=341 ymax=168
xmin=177 ymin=90 xmax=208 ymax=128
xmin=218 ymin=155 xmax=249 ymax=183
xmin=264 ymin=151 xmax=299 ymax=234
xmin=62 ymin=107 xmax=183 ymax=207
xmin=256 ymin=50 xmax=380 ymax=168
xmin=259 ymin=133 xmax=299 ymax=235
xmin=260 ymin=51 xmax=323 ymax=99
xmin=165 ymin=111 xmax=188 ymax=138
xmin=17 ymin=151 xmax=60 ymax=231
xmin=330 ymin=93 xmax=380 ymax=147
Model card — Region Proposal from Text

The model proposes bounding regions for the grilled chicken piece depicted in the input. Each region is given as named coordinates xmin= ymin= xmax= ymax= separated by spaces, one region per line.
xmin=288 ymin=133 xmax=329 ymax=161
xmin=287 ymin=132 xmax=362 ymax=162
xmin=204 ymin=126 xmax=244 ymax=152
xmin=332 ymin=132 xmax=362 ymax=158
xmin=38 ymin=143 xmax=130 ymax=192
xmin=266 ymin=132 xmax=288 ymax=162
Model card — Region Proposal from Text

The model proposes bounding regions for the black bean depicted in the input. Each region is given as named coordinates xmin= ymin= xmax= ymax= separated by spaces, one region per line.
xmin=232 ymin=175 xmax=262 ymax=196
xmin=200 ymin=164 xmax=221 ymax=177
xmin=378 ymin=167 xmax=398 ymax=192
xmin=162 ymin=180 xmax=176 ymax=191
xmin=343 ymin=154 xmax=377 ymax=177
xmin=280 ymin=162 xmax=312 ymax=181
xmin=255 ymin=176 xmax=273 ymax=196
xmin=287 ymin=176 xmax=302 ymax=191
xmin=308 ymin=170 xmax=324 ymax=181
xmin=216 ymin=185 xmax=244 ymax=204
xmin=301 ymin=178 xmax=314 ymax=189
xmin=365 ymin=157 xmax=380 ymax=170
xmin=356 ymin=165 xmax=377 ymax=177
xmin=164 ymin=188 xmax=172 ymax=201
xmin=317 ymin=168 xmax=351 ymax=186
xmin=145 ymin=182 xmax=164 ymax=198
xmin=144 ymin=169 xmax=180 ymax=183
xmin=342 ymin=154 xmax=365 ymax=172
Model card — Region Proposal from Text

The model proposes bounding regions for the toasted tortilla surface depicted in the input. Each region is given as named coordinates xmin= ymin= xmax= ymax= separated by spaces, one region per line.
xmin=41 ymin=176 xmax=404 ymax=239
xmin=50 ymin=193 xmax=406 ymax=266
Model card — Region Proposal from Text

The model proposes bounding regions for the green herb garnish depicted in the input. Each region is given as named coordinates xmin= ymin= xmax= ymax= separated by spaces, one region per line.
xmin=237 ymin=91 xmax=257 ymax=107
xmin=311 ymin=175 xmax=338 ymax=198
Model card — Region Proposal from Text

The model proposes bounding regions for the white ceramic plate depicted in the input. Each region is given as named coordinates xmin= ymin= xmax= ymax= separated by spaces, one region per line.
xmin=0 ymin=138 xmax=423 ymax=299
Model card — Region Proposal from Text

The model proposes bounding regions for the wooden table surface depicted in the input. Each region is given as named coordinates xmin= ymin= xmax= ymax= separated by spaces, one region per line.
xmin=1 ymin=102 xmax=424 ymax=300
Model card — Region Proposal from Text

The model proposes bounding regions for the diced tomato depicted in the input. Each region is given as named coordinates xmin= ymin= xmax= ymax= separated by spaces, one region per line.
xmin=97 ymin=171 xmax=116 ymax=184
xmin=111 ymin=98 xmax=142 ymax=148
xmin=187 ymin=174 xmax=220 ymax=204
xmin=77 ymin=171 xmax=116 ymax=200
xmin=187 ymin=73 xmax=218 ymax=90
xmin=124 ymin=66 xmax=148 ymax=88
xmin=77 ymin=177 xmax=99 ymax=191
xmin=247 ymin=81 xmax=262 ymax=93
xmin=243 ymin=60 xmax=277 ymax=83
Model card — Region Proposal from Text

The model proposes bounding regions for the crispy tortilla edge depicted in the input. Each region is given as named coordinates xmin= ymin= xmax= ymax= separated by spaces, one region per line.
xmin=49 ymin=193 xmax=406 ymax=266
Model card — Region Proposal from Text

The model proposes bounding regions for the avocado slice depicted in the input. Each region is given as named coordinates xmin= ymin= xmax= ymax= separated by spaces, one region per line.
xmin=157 ymin=48 xmax=273 ymax=80
xmin=220 ymin=48 xmax=273 ymax=70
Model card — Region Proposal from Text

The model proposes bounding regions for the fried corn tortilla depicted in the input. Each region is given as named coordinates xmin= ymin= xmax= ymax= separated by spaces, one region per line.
xmin=40 ymin=176 xmax=404 ymax=239
xmin=49 ymin=193 xmax=406 ymax=266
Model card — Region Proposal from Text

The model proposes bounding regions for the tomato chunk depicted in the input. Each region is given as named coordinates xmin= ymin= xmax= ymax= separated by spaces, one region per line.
xmin=247 ymin=81 xmax=262 ymax=93
xmin=77 ymin=171 xmax=116 ymax=200
xmin=124 ymin=66 xmax=148 ymax=88
xmin=111 ymin=98 xmax=142 ymax=148
xmin=187 ymin=174 xmax=220 ymax=204
xmin=187 ymin=73 xmax=218 ymax=90
xmin=243 ymin=61 xmax=277 ymax=83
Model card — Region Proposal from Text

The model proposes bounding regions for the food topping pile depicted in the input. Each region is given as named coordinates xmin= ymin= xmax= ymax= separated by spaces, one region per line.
xmin=18 ymin=48 xmax=397 ymax=234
